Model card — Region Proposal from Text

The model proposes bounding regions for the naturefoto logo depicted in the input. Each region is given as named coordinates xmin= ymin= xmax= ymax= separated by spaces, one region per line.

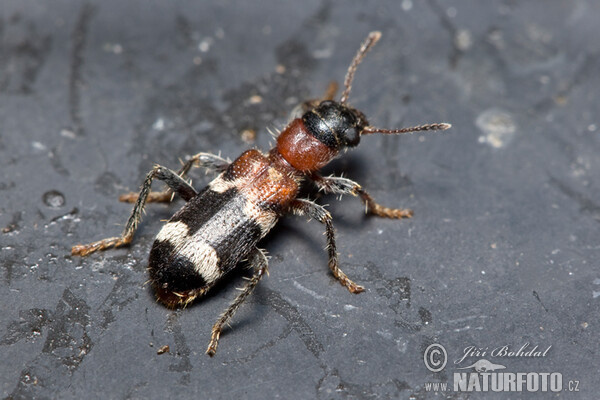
xmin=456 ymin=359 xmax=506 ymax=372
xmin=423 ymin=343 xmax=581 ymax=393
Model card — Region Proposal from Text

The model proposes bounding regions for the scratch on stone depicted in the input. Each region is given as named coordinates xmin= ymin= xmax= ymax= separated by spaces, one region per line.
xmin=293 ymin=280 xmax=325 ymax=300
xmin=165 ymin=312 xmax=192 ymax=383
xmin=532 ymin=290 xmax=549 ymax=313
xmin=223 ymin=325 xmax=294 ymax=365
xmin=444 ymin=315 xmax=489 ymax=325
xmin=0 ymin=15 xmax=52 ymax=93
xmin=425 ymin=0 xmax=463 ymax=68
xmin=259 ymin=288 xmax=324 ymax=358
xmin=548 ymin=175 xmax=600 ymax=222
xmin=69 ymin=4 xmax=94 ymax=136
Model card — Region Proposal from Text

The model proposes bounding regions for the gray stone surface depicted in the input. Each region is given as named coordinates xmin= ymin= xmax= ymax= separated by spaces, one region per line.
xmin=0 ymin=1 xmax=598 ymax=399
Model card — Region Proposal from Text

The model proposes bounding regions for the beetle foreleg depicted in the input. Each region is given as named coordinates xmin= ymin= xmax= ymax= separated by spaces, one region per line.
xmin=311 ymin=173 xmax=413 ymax=219
xmin=290 ymin=198 xmax=364 ymax=294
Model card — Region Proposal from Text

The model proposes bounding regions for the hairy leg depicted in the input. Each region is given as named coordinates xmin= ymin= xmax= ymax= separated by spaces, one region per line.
xmin=119 ymin=152 xmax=230 ymax=203
xmin=290 ymin=198 xmax=364 ymax=294
xmin=72 ymin=165 xmax=198 ymax=256
xmin=206 ymin=247 xmax=269 ymax=357
xmin=311 ymin=173 xmax=413 ymax=218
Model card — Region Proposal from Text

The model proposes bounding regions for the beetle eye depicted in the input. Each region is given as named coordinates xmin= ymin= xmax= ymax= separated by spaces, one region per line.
xmin=342 ymin=126 xmax=361 ymax=147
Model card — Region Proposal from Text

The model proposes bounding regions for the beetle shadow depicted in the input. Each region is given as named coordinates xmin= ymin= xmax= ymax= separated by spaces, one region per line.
xmin=162 ymin=217 xmax=334 ymax=332
xmin=207 ymin=221 xmax=334 ymax=335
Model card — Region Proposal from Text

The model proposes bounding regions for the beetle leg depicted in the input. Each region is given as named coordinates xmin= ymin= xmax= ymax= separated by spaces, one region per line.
xmin=72 ymin=165 xmax=197 ymax=256
xmin=311 ymin=173 xmax=413 ymax=219
xmin=206 ymin=247 xmax=268 ymax=357
xmin=119 ymin=152 xmax=230 ymax=203
xmin=290 ymin=198 xmax=364 ymax=294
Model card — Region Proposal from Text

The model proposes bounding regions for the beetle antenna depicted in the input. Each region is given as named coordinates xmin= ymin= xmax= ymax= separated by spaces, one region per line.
xmin=362 ymin=123 xmax=452 ymax=135
xmin=340 ymin=31 xmax=382 ymax=104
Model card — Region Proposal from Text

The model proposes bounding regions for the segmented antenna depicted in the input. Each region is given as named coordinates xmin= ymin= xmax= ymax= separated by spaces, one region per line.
xmin=340 ymin=31 xmax=382 ymax=104
xmin=362 ymin=123 xmax=452 ymax=135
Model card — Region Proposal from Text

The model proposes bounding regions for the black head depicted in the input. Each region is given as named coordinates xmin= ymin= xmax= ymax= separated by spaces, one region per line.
xmin=302 ymin=100 xmax=368 ymax=149
xmin=299 ymin=32 xmax=451 ymax=152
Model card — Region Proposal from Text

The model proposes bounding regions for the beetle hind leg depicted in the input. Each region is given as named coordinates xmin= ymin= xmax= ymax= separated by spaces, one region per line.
xmin=206 ymin=247 xmax=268 ymax=357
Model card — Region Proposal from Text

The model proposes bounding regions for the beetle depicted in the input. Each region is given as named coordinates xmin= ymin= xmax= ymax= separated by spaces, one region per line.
xmin=72 ymin=31 xmax=450 ymax=356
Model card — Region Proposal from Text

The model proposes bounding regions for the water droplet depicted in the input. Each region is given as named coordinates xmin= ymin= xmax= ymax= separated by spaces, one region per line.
xmin=454 ymin=29 xmax=473 ymax=51
xmin=43 ymin=190 xmax=65 ymax=208
xmin=476 ymin=109 xmax=516 ymax=148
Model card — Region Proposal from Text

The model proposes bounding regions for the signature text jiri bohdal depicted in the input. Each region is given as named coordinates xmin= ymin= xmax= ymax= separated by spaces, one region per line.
xmin=455 ymin=343 xmax=551 ymax=364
